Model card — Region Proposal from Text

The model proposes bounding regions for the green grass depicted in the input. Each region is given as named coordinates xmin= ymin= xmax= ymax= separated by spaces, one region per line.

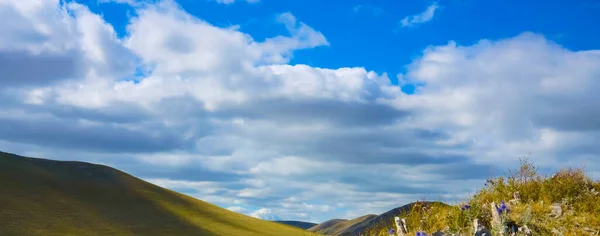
xmin=363 ymin=158 xmax=600 ymax=235
xmin=0 ymin=151 xmax=322 ymax=236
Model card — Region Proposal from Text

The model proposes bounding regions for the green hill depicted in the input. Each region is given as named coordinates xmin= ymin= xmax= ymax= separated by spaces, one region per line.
xmin=0 ymin=151 xmax=320 ymax=236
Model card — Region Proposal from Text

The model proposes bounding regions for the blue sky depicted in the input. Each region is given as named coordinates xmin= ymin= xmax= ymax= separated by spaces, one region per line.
xmin=2 ymin=0 xmax=600 ymax=222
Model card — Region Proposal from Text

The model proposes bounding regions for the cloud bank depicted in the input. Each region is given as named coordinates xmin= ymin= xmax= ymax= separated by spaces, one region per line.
xmin=1 ymin=0 xmax=599 ymax=222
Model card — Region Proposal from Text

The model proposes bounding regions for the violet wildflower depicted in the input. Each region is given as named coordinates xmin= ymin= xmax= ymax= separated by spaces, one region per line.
xmin=496 ymin=201 xmax=510 ymax=214
xmin=389 ymin=228 xmax=395 ymax=235
xmin=461 ymin=204 xmax=471 ymax=211
xmin=416 ymin=231 xmax=428 ymax=236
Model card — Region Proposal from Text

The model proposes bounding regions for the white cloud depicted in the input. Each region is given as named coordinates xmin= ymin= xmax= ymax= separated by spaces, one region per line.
xmin=250 ymin=208 xmax=280 ymax=220
xmin=0 ymin=0 xmax=136 ymax=87
xmin=400 ymin=2 xmax=440 ymax=27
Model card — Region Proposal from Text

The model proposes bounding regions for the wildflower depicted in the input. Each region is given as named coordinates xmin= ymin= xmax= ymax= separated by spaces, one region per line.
xmin=388 ymin=228 xmax=395 ymax=235
xmin=416 ymin=231 xmax=428 ymax=236
xmin=461 ymin=204 xmax=471 ymax=211
xmin=496 ymin=201 xmax=510 ymax=214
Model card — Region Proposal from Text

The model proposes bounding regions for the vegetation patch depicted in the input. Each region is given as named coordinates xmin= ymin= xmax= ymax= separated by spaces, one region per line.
xmin=364 ymin=158 xmax=600 ymax=235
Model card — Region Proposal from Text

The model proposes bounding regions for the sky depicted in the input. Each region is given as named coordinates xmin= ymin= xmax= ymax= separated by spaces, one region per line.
xmin=1 ymin=0 xmax=600 ymax=223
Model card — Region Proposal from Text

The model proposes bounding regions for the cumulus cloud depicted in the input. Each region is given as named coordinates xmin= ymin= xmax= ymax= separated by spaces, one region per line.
xmin=0 ymin=0 xmax=136 ymax=87
xmin=395 ymin=33 xmax=600 ymax=167
xmin=400 ymin=2 xmax=440 ymax=27
xmin=1 ymin=0 xmax=600 ymax=223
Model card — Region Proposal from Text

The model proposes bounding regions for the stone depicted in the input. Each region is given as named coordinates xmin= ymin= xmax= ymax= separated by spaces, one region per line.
xmin=549 ymin=203 xmax=562 ymax=218
xmin=490 ymin=202 xmax=502 ymax=230
xmin=393 ymin=217 xmax=407 ymax=236
xmin=474 ymin=228 xmax=491 ymax=236
xmin=431 ymin=230 xmax=444 ymax=236
xmin=505 ymin=220 xmax=519 ymax=233
xmin=519 ymin=225 xmax=532 ymax=236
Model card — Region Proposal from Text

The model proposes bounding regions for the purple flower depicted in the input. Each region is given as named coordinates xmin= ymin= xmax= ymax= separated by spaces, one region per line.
xmin=461 ymin=204 xmax=471 ymax=211
xmin=389 ymin=228 xmax=395 ymax=235
xmin=416 ymin=231 xmax=428 ymax=236
xmin=496 ymin=201 xmax=510 ymax=214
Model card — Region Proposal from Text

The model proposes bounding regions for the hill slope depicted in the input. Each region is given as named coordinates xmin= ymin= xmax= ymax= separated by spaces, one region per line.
xmin=308 ymin=214 xmax=377 ymax=236
xmin=274 ymin=221 xmax=318 ymax=230
xmin=0 ymin=151 xmax=319 ymax=236
xmin=308 ymin=219 xmax=348 ymax=234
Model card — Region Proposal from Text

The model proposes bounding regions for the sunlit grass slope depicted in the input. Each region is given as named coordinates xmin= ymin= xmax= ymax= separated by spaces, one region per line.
xmin=0 ymin=151 xmax=321 ymax=236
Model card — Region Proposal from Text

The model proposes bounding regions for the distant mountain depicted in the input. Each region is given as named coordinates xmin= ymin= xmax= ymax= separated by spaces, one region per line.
xmin=308 ymin=219 xmax=348 ymax=234
xmin=275 ymin=221 xmax=318 ymax=230
xmin=0 ymin=151 xmax=318 ymax=236
xmin=309 ymin=215 xmax=377 ymax=236
xmin=309 ymin=202 xmax=447 ymax=236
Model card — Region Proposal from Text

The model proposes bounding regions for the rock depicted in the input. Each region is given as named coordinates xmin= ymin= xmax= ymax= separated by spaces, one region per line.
xmin=549 ymin=203 xmax=562 ymax=218
xmin=505 ymin=220 xmax=519 ymax=233
xmin=490 ymin=202 xmax=502 ymax=230
xmin=474 ymin=228 xmax=491 ymax=236
xmin=519 ymin=225 xmax=532 ymax=236
xmin=431 ymin=230 xmax=444 ymax=236
xmin=509 ymin=192 xmax=521 ymax=205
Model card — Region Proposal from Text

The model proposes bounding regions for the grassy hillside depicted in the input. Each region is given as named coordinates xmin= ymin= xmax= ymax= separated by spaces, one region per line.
xmin=308 ymin=214 xmax=377 ymax=236
xmin=274 ymin=221 xmax=318 ymax=230
xmin=364 ymin=158 xmax=600 ymax=235
xmin=308 ymin=219 xmax=348 ymax=234
xmin=337 ymin=214 xmax=378 ymax=236
xmin=0 ymin=151 xmax=321 ymax=236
